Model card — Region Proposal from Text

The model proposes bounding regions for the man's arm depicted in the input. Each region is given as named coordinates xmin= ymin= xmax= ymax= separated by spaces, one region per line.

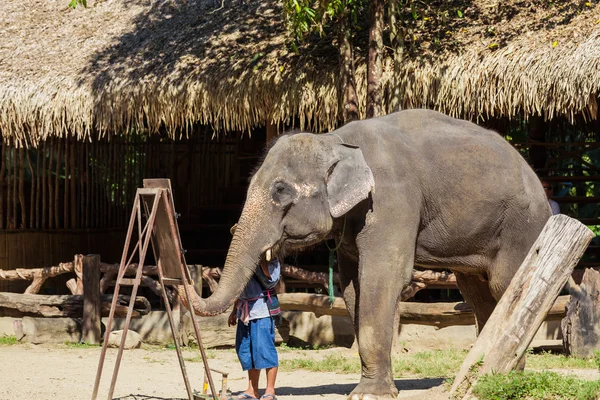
xmin=228 ymin=299 xmax=238 ymax=327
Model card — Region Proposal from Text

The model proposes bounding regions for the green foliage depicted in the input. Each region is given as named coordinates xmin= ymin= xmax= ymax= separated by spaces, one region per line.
xmin=0 ymin=335 xmax=17 ymax=345
xmin=282 ymin=0 xmax=366 ymax=41
xmin=68 ymin=0 xmax=87 ymax=9
xmin=392 ymin=348 xmax=467 ymax=377
xmin=280 ymin=348 xmax=467 ymax=376
xmin=63 ymin=341 xmax=99 ymax=348
xmin=280 ymin=353 xmax=361 ymax=373
xmin=183 ymin=350 xmax=216 ymax=363
xmin=527 ymin=351 xmax=600 ymax=370
xmin=594 ymin=350 xmax=600 ymax=371
xmin=473 ymin=371 xmax=600 ymax=400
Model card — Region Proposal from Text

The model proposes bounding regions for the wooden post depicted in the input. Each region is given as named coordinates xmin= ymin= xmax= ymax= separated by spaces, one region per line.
xmin=82 ymin=254 xmax=101 ymax=344
xmin=450 ymin=215 xmax=593 ymax=399
xmin=562 ymin=268 xmax=600 ymax=358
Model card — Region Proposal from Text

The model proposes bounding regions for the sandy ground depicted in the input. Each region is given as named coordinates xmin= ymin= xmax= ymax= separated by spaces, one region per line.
xmin=0 ymin=344 xmax=448 ymax=400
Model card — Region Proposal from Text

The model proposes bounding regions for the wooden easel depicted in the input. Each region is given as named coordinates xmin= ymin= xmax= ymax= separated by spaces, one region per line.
xmin=92 ymin=179 xmax=218 ymax=400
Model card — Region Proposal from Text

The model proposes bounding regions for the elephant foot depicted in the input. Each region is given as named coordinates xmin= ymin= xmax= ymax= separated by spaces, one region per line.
xmin=348 ymin=380 xmax=398 ymax=400
xmin=348 ymin=394 xmax=397 ymax=400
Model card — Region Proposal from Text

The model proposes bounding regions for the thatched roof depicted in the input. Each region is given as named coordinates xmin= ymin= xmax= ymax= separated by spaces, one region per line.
xmin=1 ymin=0 xmax=599 ymax=145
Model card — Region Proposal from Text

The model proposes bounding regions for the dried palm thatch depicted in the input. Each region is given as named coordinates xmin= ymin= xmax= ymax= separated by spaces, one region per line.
xmin=0 ymin=0 xmax=599 ymax=146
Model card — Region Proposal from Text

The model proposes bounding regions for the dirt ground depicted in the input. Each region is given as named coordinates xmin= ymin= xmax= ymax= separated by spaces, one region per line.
xmin=0 ymin=344 xmax=449 ymax=400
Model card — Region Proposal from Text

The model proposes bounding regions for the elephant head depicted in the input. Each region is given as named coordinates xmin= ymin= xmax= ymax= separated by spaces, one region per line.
xmin=177 ymin=132 xmax=375 ymax=316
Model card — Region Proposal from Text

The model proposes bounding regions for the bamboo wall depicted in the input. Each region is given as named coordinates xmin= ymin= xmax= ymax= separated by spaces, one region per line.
xmin=0 ymin=129 xmax=257 ymax=293
xmin=0 ymin=132 xmax=245 ymax=230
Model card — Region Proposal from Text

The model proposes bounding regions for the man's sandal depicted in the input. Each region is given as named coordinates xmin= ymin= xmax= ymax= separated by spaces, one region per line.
xmin=260 ymin=395 xmax=278 ymax=400
xmin=236 ymin=393 xmax=258 ymax=400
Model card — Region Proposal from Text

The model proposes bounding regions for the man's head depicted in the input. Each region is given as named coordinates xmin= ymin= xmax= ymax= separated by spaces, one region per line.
xmin=541 ymin=180 xmax=553 ymax=199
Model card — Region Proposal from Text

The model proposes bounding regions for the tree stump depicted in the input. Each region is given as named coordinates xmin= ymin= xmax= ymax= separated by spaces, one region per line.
xmin=561 ymin=268 xmax=600 ymax=358
xmin=450 ymin=215 xmax=593 ymax=399
xmin=82 ymin=254 xmax=101 ymax=344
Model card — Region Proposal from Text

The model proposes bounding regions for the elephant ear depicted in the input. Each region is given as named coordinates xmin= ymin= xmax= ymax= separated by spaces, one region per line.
xmin=326 ymin=143 xmax=375 ymax=218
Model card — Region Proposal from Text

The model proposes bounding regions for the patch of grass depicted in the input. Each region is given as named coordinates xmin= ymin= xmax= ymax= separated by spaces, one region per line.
xmin=528 ymin=351 xmax=600 ymax=370
xmin=278 ymin=342 xmax=334 ymax=352
xmin=0 ymin=334 xmax=17 ymax=345
xmin=184 ymin=350 xmax=217 ymax=363
xmin=280 ymin=348 xmax=467 ymax=376
xmin=594 ymin=350 xmax=600 ymax=371
xmin=393 ymin=349 xmax=467 ymax=377
xmin=276 ymin=349 xmax=600 ymax=378
xmin=473 ymin=370 xmax=600 ymax=400
xmin=280 ymin=353 xmax=361 ymax=373
xmin=143 ymin=356 xmax=163 ymax=364
xmin=63 ymin=341 xmax=100 ymax=348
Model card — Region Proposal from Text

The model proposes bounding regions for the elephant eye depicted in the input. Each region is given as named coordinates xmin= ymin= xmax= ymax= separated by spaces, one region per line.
xmin=272 ymin=181 xmax=294 ymax=207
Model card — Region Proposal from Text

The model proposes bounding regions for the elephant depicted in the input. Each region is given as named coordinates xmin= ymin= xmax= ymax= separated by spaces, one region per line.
xmin=178 ymin=109 xmax=552 ymax=399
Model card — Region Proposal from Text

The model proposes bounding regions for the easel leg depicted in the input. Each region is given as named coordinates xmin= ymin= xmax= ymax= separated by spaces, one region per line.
xmin=92 ymin=196 xmax=141 ymax=400
xmin=106 ymin=193 xmax=160 ymax=400
xmin=182 ymin=282 xmax=219 ymax=400
xmin=160 ymin=277 xmax=195 ymax=400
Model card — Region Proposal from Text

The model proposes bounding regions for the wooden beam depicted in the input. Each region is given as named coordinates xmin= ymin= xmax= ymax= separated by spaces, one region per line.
xmin=82 ymin=254 xmax=101 ymax=344
xmin=450 ymin=215 xmax=593 ymax=399
xmin=278 ymin=293 xmax=570 ymax=328
xmin=0 ymin=292 xmax=150 ymax=319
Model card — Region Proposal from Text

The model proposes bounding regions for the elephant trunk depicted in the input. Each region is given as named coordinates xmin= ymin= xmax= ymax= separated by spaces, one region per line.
xmin=177 ymin=192 xmax=271 ymax=316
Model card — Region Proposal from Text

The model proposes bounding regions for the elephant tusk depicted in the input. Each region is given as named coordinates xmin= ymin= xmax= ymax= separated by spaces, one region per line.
xmin=266 ymin=248 xmax=272 ymax=262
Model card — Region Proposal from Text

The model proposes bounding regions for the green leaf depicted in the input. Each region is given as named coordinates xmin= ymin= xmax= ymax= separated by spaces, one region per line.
xmin=457 ymin=9 xmax=463 ymax=18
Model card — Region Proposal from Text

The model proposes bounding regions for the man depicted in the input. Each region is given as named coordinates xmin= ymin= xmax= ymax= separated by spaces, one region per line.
xmin=228 ymin=257 xmax=281 ymax=400
xmin=542 ymin=180 xmax=560 ymax=215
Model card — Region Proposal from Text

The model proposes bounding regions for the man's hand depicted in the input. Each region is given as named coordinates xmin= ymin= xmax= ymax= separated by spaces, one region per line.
xmin=228 ymin=309 xmax=237 ymax=327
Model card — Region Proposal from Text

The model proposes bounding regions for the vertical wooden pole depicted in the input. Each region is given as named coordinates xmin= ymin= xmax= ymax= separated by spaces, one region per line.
xmin=108 ymin=140 xmax=113 ymax=228
xmin=63 ymin=138 xmax=69 ymax=230
xmin=86 ymin=142 xmax=90 ymax=229
xmin=45 ymin=139 xmax=51 ymax=230
xmin=450 ymin=215 xmax=594 ymax=399
xmin=7 ymin=144 xmax=13 ymax=229
xmin=70 ymin=139 xmax=76 ymax=229
xmin=26 ymin=149 xmax=35 ymax=229
xmin=82 ymin=254 xmax=102 ymax=344
xmin=18 ymin=147 xmax=26 ymax=229
xmin=54 ymin=139 xmax=61 ymax=229
xmin=0 ymin=143 xmax=5 ymax=230
xmin=11 ymin=146 xmax=17 ymax=229
xmin=35 ymin=143 xmax=42 ymax=229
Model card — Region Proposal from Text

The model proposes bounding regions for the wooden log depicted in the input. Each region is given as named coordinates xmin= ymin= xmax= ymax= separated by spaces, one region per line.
xmin=562 ymin=268 xmax=600 ymax=358
xmin=73 ymin=254 xmax=84 ymax=295
xmin=82 ymin=254 xmax=101 ymax=344
xmin=0 ymin=292 xmax=150 ymax=318
xmin=450 ymin=215 xmax=593 ymax=399
xmin=277 ymin=293 xmax=571 ymax=328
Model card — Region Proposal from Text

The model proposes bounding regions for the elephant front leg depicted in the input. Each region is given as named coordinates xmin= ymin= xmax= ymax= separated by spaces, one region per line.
xmin=350 ymin=250 xmax=414 ymax=399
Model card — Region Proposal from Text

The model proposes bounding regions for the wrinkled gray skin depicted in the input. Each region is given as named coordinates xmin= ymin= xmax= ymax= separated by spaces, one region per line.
xmin=183 ymin=110 xmax=551 ymax=399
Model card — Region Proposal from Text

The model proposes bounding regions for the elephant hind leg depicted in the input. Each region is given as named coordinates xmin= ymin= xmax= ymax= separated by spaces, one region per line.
xmin=454 ymin=272 xmax=497 ymax=335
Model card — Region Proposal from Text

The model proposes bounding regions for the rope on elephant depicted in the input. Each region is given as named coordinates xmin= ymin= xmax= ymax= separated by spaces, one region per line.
xmin=325 ymin=215 xmax=347 ymax=307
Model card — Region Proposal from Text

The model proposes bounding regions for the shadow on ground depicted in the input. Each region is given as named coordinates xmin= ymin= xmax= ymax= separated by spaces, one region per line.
xmin=277 ymin=377 xmax=445 ymax=396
